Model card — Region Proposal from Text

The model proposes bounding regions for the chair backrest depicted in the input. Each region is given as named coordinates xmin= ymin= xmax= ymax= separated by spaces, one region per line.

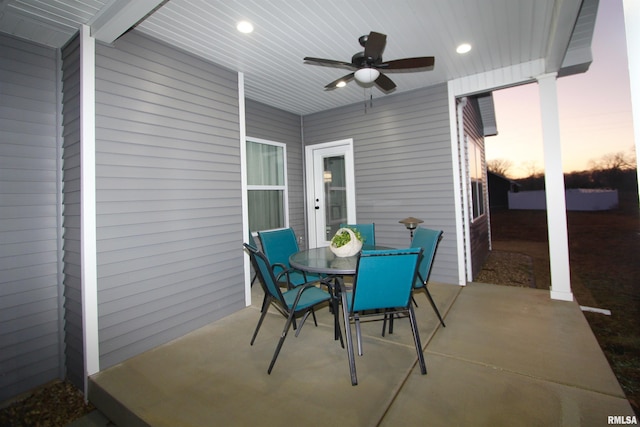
xmin=350 ymin=248 xmax=422 ymax=312
xmin=339 ymin=223 xmax=375 ymax=246
xmin=243 ymin=243 xmax=285 ymax=305
xmin=247 ymin=231 xmax=259 ymax=251
xmin=258 ymin=228 xmax=299 ymax=268
xmin=410 ymin=227 xmax=443 ymax=287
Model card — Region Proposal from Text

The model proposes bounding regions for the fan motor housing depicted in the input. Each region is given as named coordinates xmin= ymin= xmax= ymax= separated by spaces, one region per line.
xmin=351 ymin=51 xmax=380 ymax=67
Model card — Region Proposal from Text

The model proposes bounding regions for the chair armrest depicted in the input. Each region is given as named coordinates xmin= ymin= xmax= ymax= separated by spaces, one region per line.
xmin=290 ymin=282 xmax=332 ymax=310
xmin=271 ymin=263 xmax=288 ymax=274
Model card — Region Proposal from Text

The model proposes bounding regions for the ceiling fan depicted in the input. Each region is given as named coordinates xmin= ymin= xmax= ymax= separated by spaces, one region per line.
xmin=303 ymin=31 xmax=435 ymax=92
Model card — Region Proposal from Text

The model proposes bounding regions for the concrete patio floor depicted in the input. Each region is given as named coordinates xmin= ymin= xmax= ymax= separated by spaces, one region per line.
xmin=74 ymin=281 xmax=635 ymax=426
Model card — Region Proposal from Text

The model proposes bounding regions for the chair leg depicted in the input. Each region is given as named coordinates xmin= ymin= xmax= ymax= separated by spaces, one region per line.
xmin=267 ymin=310 xmax=296 ymax=374
xmin=333 ymin=296 xmax=344 ymax=348
xmin=259 ymin=292 xmax=268 ymax=313
xmin=424 ymin=287 xmax=446 ymax=327
xmin=382 ymin=312 xmax=388 ymax=337
xmin=408 ymin=305 xmax=427 ymax=375
xmin=341 ymin=291 xmax=358 ymax=386
xmin=251 ymin=302 xmax=270 ymax=345
xmin=381 ymin=310 xmax=398 ymax=337
xmin=295 ymin=310 xmax=311 ymax=337
xmin=355 ymin=314 xmax=363 ymax=356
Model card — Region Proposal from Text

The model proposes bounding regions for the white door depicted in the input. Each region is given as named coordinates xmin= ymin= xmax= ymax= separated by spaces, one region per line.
xmin=305 ymin=139 xmax=356 ymax=247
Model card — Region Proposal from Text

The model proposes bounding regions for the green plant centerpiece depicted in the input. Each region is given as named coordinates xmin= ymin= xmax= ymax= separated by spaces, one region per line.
xmin=330 ymin=226 xmax=364 ymax=257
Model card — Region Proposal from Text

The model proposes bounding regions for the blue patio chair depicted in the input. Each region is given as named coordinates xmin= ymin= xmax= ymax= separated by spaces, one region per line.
xmin=258 ymin=228 xmax=321 ymax=288
xmin=411 ymin=227 xmax=446 ymax=327
xmin=247 ymin=231 xmax=259 ymax=286
xmin=340 ymin=248 xmax=426 ymax=385
xmin=383 ymin=227 xmax=446 ymax=335
xmin=339 ymin=223 xmax=375 ymax=247
xmin=243 ymin=243 xmax=336 ymax=374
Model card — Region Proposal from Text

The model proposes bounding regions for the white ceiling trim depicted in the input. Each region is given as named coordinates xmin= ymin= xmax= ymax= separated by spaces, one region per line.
xmin=89 ymin=0 xmax=165 ymax=44
xmin=448 ymin=59 xmax=545 ymax=97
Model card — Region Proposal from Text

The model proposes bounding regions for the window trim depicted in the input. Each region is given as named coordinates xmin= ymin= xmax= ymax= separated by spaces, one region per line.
xmin=246 ymin=137 xmax=289 ymax=232
xmin=468 ymin=138 xmax=486 ymax=222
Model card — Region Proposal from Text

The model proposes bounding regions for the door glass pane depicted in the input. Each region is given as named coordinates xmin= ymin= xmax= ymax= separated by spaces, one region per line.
xmin=323 ymin=155 xmax=347 ymax=239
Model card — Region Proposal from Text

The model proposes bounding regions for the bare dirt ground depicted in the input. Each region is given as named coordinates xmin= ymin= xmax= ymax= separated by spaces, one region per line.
xmin=0 ymin=381 xmax=94 ymax=426
xmin=480 ymin=191 xmax=640 ymax=416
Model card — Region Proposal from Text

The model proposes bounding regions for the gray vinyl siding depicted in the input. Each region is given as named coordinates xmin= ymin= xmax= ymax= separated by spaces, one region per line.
xmin=245 ymin=99 xmax=306 ymax=245
xmin=302 ymin=84 xmax=458 ymax=284
xmin=94 ymin=31 xmax=244 ymax=369
xmin=0 ymin=34 xmax=63 ymax=401
xmin=463 ymin=97 xmax=490 ymax=279
xmin=60 ymin=33 xmax=84 ymax=390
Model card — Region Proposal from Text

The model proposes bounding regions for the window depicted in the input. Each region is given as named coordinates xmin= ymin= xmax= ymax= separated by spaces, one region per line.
xmin=469 ymin=139 xmax=485 ymax=220
xmin=246 ymin=139 xmax=288 ymax=232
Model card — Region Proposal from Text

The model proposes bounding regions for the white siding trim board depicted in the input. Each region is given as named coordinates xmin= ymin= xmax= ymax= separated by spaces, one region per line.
xmin=79 ymin=25 xmax=100 ymax=385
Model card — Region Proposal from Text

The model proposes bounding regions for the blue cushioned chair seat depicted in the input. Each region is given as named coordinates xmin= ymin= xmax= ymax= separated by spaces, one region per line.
xmin=283 ymin=286 xmax=331 ymax=311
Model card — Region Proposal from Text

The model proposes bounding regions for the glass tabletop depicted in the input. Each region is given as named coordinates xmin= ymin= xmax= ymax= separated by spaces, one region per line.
xmin=289 ymin=245 xmax=388 ymax=275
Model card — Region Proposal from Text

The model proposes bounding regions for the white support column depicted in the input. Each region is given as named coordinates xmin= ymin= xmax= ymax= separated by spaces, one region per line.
xmin=537 ymin=73 xmax=573 ymax=301
xmin=622 ymin=0 xmax=640 ymax=201
xmin=446 ymin=83 xmax=469 ymax=286
xmin=238 ymin=72 xmax=252 ymax=307
xmin=80 ymin=25 xmax=100 ymax=388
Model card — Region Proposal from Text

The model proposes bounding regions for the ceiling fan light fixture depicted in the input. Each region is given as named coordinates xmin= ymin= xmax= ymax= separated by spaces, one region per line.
xmin=354 ymin=68 xmax=380 ymax=84
xmin=456 ymin=43 xmax=472 ymax=54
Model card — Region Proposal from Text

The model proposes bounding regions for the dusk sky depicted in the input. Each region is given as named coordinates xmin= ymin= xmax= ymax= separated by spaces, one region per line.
xmin=485 ymin=0 xmax=635 ymax=178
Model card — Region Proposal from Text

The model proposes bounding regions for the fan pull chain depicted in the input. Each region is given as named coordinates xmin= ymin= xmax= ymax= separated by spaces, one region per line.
xmin=363 ymin=88 xmax=374 ymax=114
xmin=363 ymin=88 xmax=367 ymax=113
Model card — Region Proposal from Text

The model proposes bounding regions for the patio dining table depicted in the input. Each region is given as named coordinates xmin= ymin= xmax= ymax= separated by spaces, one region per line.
xmin=289 ymin=244 xmax=388 ymax=276
xmin=289 ymin=245 xmax=391 ymax=342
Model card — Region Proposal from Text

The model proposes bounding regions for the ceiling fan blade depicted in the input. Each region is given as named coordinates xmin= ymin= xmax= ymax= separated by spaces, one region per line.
xmin=304 ymin=57 xmax=356 ymax=70
xmin=325 ymin=73 xmax=355 ymax=90
xmin=378 ymin=56 xmax=435 ymax=70
xmin=364 ymin=32 xmax=386 ymax=62
xmin=375 ymin=73 xmax=396 ymax=92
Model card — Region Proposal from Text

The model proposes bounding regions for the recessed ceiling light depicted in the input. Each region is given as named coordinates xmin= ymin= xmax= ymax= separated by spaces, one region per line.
xmin=336 ymin=81 xmax=347 ymax=88
xmin=456 ymin=43 xmax=472 ymax=54
xmin=236 ymin=20 xmax=254 ymax=34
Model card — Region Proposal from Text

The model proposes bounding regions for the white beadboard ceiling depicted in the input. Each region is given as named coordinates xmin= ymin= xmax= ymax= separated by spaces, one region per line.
xmin=0 ymin=0 xmax=598 ymax=115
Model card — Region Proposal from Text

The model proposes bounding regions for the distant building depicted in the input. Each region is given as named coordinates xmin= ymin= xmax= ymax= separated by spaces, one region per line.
xmin=488 ymin=171 xmax=521 ymax=210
